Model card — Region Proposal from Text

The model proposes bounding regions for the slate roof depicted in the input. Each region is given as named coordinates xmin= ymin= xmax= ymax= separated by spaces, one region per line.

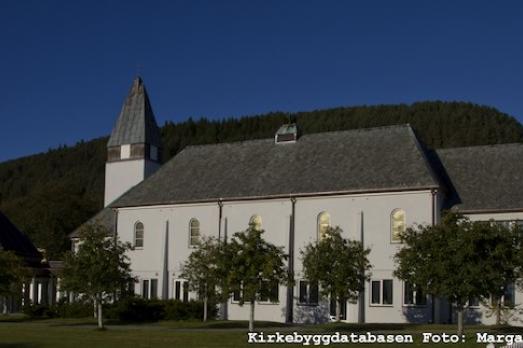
xmin=0 ymin=211 xmax=42 ymax=266
xmin=107 ymin=77 xmax=162 ymax=148
xmin=69 ymin=207 xmax=115 ymax=238
xmin=433 ymin=143 xmax=523 ymax=212
xmin=111 ymin=124 xmax=439 ymax=208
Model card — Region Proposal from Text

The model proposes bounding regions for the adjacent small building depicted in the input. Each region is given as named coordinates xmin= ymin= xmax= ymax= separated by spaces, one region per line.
xmin=0 ymin=211 xmax=61 ymax=313
xmin=71 ymin=77 xmax=523 ymax=325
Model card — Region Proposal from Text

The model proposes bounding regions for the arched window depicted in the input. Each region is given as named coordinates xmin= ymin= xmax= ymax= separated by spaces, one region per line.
xmin=317 ymin=212 xmax=331 ymax=240
xmin=189 ymin=218 xmax=200 ymax=246
xmin=134 ymin=222 xmax=144 ymax=248
xmin=391 ymin=209 xmax=406 ymax=242
xmin=249 ymin=215 xmax=262 ymax=231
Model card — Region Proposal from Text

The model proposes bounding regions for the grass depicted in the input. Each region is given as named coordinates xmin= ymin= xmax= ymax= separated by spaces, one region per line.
xmin=0 ymin=317 xmax=517 ymax=347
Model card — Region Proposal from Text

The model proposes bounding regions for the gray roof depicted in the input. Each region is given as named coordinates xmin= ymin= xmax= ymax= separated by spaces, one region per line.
xmin=111 ymin=124 xmax=439 ymax=208
xmin=433 ymin=143 xmax=523 ymax=212
xmin=69 ymin=207 xmax=115 ymax=238
xmin=107 ymin=77 xmax=162 ymax=148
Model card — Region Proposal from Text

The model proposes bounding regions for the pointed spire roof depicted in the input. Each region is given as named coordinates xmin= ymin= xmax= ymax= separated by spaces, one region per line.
xmin=107 ymin=77 xmax=162 ymax=148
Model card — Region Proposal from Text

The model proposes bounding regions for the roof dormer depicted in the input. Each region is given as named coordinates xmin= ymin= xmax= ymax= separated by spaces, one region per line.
xmin=275 ymin=123 xmax=299 ymax=144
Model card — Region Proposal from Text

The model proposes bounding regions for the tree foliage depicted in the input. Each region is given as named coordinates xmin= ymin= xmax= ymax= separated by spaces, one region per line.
xmin=225 ymin=224 xmax=289 ymax=330
xmin=0 ymin=251 xmax=28 ymax=298
xmin=60 ymin=221 xmax=134 ymax=328
xmin=180 ymin=236 xmax=228 ymax=321
xmin=0 ymin=101 xmax=522 ymax=258
xmin=301 ymin=226 xmax=371 ymax=321
xmin=394 ymin=212 xmax=523 ymax=332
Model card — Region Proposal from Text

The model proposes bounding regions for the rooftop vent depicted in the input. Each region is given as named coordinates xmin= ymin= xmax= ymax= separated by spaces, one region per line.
xmin=275 ymin=123 xmax=299 ymax=144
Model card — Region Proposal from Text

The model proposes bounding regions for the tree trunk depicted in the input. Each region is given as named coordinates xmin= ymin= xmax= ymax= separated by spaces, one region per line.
xmin=203 ymin=295 xmax=208 ymax=322
xmin=93 ymin=301 xmax=97 ymax=319
xmin=249 ymin=299 xmax=255 ymax=331
xmin=335 ymin=298 xmax=341 ymax=322
xmin=456 ymin=307 xmax=464 ymax=336
xmin=496 ymin=297 xmax=502 ymax=326
xmin=97 ymin=298 xmax=104 ymax=329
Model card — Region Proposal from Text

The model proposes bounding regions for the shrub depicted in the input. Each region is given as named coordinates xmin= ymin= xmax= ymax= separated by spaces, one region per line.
xmin=105 ymin=297 xmax=164 ymax=322
xmin=23 ymin=304 xmax=57 ymax=319
xmin=163 ymin=300 xmax=217 ymax=321
xmin=53 ymin=300 xmax=93 ymax=318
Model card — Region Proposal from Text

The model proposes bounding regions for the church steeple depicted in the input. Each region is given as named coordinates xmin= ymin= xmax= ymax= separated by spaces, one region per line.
xmin=108 ymin=77 xmax=161 ymax=148
xmin=104 ymin=77 xmax=163 ymax=206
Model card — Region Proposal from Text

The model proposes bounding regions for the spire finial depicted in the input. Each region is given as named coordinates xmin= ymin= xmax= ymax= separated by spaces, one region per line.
xmin=136 ymin=64 xmax=143 ymax=79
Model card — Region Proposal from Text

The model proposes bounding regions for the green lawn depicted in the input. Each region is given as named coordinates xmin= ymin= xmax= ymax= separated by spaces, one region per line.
xmin=0 ymin=317 xmax=516 ymax=347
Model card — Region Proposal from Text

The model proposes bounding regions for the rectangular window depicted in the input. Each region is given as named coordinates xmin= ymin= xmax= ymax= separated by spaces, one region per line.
xmin=403 ymin=282 xmax=426 ymax=306
xmin=150 ymin=279 xmax=158 ymax=299
xmin=503 ymin=283 xmax=515 ymax=308
xmin=371 ymin=281 xmax=381 ymax=304
xmin=233 ymin=288 xmax=241 ymax=302
xmin=468 ymin=297 xmax=480 ymax=307
xmin=298 ymin=280 xmax=319 ymax=305
xmin=259 ymin=280 xmax=278 ymax=303
xmin=142 ymin=280 xmax=149 ymax=299
xmin=174 ymin=280 xmax=189 ymax=302
xmin=383 ymin=280 xmax=393 ymax=305
xmin=175 ymin=281 xmax=181 ymax=300
xmin=371 ymin=279 xmax=393 ymax=305
xmin=183 ymin=281 xmax=189 ymax=302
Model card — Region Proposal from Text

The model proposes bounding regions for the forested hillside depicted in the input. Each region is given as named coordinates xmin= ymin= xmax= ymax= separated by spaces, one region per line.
xmin=1 ymin=101 xmax=522 ymax=258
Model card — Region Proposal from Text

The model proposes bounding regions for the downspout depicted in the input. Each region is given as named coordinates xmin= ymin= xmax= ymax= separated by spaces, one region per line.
xmin=218 ymin=200 xmax=223 ymax=241
xmin=358 ymin=211 xmax=365 ymax=323
xmin=113 ymin=208 xmax=119 ymax=242
xmin=286 ymin=197 xmax=296 ymax=323
xmin=430 ymin=189 xmax=438 ymax=324
xmin=162 ymin=221 xmax=169 ymax=300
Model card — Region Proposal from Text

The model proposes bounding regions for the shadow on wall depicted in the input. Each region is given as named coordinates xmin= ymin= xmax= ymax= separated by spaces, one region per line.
xmin=450 ymin=307 xmax=482 ymax=325
xmin=402 ymin=305 xmax=432 ymax=324
xmin=291 ymin=301 xmax=330 ymax=324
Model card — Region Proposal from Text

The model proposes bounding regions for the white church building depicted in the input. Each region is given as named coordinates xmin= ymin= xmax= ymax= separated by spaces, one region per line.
xmin=71 ymin=77 xmax=523 ymax=325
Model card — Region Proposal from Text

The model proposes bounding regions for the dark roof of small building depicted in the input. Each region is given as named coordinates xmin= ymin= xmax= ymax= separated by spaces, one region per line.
xmin=69 ymin=207 xmax=115 ymax=238
xmin=433 ymin=143 xmax=523 ymax=212
xmin=111 ymin=124 xmax=439 ymax=208
xmin=0 ymin=211 xmax=42 ymax=266
xmin=107 ymin=77 xmax=162 ymax=148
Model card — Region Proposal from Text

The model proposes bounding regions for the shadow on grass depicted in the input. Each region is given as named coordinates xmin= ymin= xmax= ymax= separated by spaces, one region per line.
xmin=0 ymin=344 xmax=40 ymax=348
xmin=0 ymin=315 xmax=33 ymax=323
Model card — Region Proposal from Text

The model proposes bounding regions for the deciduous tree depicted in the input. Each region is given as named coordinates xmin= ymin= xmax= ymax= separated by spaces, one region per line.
xmin=180 ymin=236 xmax=228 ymax=322
xmin=61 ymin=221 xmax=134 ymax=329
xmin=225 ymin=224 xmax=289 ymax=331
xmin=394 ymin=213 xmax=523 ymax=334
xmin=301 ymin=226 xmax=371 ymax=321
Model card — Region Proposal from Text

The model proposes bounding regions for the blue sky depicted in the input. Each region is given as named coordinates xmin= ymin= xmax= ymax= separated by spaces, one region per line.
xmin=0 ymin=0 xmax=522 ymax=162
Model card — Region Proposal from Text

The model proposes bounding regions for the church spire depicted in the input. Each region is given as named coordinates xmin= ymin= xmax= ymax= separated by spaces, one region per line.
xmin=107 ymin=76 xmax=161 ymax=148
xmin=104 ymin=77 xmax=163 ymax=206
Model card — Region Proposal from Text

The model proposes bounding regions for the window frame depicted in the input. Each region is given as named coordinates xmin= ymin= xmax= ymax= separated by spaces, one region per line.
xmin=317 ymin=211 xmax=331 ymax=240
xmin=134 ymin=221 xmax=144 ymax=249
xmin=142 ymin=279 xmax=149 ymax=299
xmin=370 ymin=279 xmax=394 ymax=306
xmin=249 ymin=215 xmax=262 ymax=231
xmin=258 ymin=280 xmax=279 ymax=305
xmin=189 ymin=218 xmax=200 ymax=248
xmin=402 ymin=281 xmax=427 ymax=307
xmin=298 ymin=280 xmax=319 ymax=306
xmin=231 ymin=283 xmax=243 ymax=304
xmin=390 ymin=209 xmax=406 ymax=243
xmin=174 ymin=279 xmax=190 ymax=302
